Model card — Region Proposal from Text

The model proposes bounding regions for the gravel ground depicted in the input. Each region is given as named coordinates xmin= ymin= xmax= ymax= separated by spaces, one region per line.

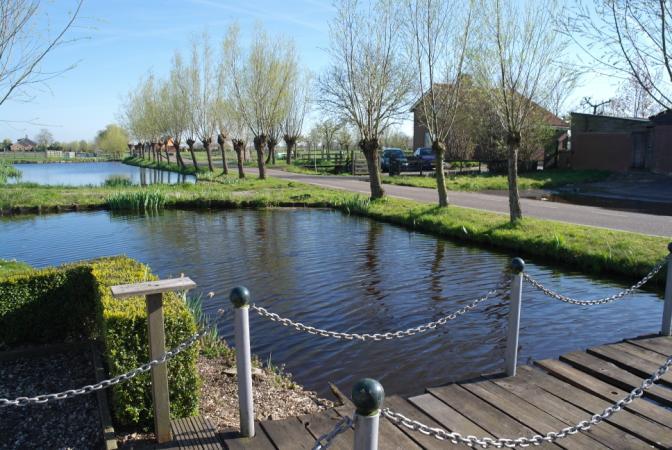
xmin=0 ymin=346 xmax=103 ymax=449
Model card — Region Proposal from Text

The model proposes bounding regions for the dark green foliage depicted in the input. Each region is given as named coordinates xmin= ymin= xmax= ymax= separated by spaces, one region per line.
xmin=0 ymin=256 xmax=200 ymax=428
xmin=103 ymin=175 xmax=133 ymax=187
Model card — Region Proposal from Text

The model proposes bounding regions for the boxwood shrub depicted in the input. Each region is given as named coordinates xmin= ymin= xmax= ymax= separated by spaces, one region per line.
xmin=0 ymin=256 xmax=200 ymax=428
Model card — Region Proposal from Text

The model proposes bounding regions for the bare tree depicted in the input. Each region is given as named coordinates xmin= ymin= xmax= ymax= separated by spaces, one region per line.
xmin=404 ymin=0 xmax=473 ymax=206
xmin=35 ymin=128 xmax=54 ymax=148
xmin=317 ymin=119 xmax=341 ymax=158
xmin=565 ymin=0 xmax=672 ymax=111
xmin=473 ymin=0 xmax=570 ymax=222
xmin=282 ymin=71 xmax=311 ymax=165
xmin=162 ymin=51 xmax=191 ymax=169
xmin=0 ymin=0 xmax=83 ymax=109
xmin=319 ymin=0 xmax=413 ymax=199
xmin=189 ymin=34 xmax=217 ymax=172
xmin=606 ymin=71 xmax=660 ymax=118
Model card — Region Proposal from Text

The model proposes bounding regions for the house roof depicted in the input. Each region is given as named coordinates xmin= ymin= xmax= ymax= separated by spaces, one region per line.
xmin=571 ymin=111 xmax=651 ymax=123
xmin=16 ymin=137 xmax=37 ymax=146
xmin=412 ymin=83 xmax=569 ymax=129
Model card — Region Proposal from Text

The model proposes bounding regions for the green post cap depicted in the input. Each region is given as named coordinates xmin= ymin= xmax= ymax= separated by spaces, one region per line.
xmin=511 ymin=257 xmax=525 ymax=274
xmin=230 ymin=286 xmax=251 ymax=308
xmin=352 ymin=378 xmax=384 ymax=416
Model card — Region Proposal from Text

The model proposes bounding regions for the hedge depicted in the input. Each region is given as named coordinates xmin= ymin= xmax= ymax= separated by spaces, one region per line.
xmin=0 ymin=256 xmax=200 ymax=428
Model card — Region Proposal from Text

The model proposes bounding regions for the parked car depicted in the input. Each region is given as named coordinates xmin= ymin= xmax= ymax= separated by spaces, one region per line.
xmin=380 ymin=148 xmax=409 ymax=173
xmin=413 ymin=147 xmax=435 ymax=170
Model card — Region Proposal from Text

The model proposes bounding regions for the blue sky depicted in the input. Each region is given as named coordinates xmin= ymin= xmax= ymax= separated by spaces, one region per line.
xmin=0 ymin=0 xmax=618 ymax=143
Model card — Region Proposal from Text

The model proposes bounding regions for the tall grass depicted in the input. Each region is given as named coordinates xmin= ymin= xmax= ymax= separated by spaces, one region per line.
xmin=103 ymin=175 xmax=133 ymax=187
xmin=0 ymin=161 xmax=21 ymax=184
xmin=107 ymin=190 xmax=166 ymax=211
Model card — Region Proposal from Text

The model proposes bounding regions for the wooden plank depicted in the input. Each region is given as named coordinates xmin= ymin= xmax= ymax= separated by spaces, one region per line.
xmin=427 ymin=384 xmax=558 ymax=446
xmin=560 ymin=350 xmax=672 ymax=406
xmin=259 ymin=417 xmax=315 ymax=450
xmin=409 ymin=392 xmax=491 ymax=438
xmin=219 ymin=425 xmax=275 ymax=450
xmin=518 ymin=365 xmax=670 ymax=448
xmin=298 ymin=409 xmax=353 ymax=450
xmin=616 ymin=342 xmax=672 ymax=365
xmin=171 ymin=417 xmax=198 ymax=449
xmin=147 ymin=293 xmax=172 ymax=443
xmin=384 ymin=395 xmax=460 ymax=449
xmin=187 ymin=416 xmax=220 ymax=450
xmin=537 ymin=359 xmax=672 ymax=430
xmin=492 ymin=371 xmax=651 ymax=450
xmin=333 ymin=404 xmax=423 ymax=450
xmin=587 ymin=344 xmax=672 ymax=385
xmin=90 ymin=344 xmax=118 ymax=450
xmin=627 ymin=336 xmax=672 ymax=356
xmin=462 ymin=380 xmax=608 ymax=450
xmin=110 ymin=277 xmax=196 ymax=298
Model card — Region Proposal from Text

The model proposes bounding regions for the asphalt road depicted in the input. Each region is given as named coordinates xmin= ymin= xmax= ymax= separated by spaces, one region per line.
xmin=261 ymin=168 xmax=672 ymax=237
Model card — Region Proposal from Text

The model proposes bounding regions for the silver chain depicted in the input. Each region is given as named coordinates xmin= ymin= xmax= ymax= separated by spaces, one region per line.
xmin=312 ymin=415 xmax=354 ymax=450
xmin=523 ymin=257 xmax=667 ymax=306
xmin=251 ymin=275 xmax=511 ymax=341
xmin=383 ymin=352 xmax=672 ymax=448
xmin=0 ymin=329 xmax=205 ymax=407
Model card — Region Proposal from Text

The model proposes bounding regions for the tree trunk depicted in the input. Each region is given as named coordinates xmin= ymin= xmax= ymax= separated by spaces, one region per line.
xmin=218 ymin=134 xmax=228 ymax=175
xmin=174 ymin=140 xmax=185 ymax=169
xmin=266 ymin=138 xmax=277 ymax=165
xmin=187 ymin=138 xmax=198 ymax=170
xmin=254 ymin=135 xmax=267 ymax=180
xmin=233 ymin=139 xmax=246 ymax=179
xmin=283 ymin=135 xmax=296 ymax=165
xmin=432 ymin=140 xmax=449 ymax=207
xmin=202 ymin=138 xmax=214 ymax=172
xmin=359 ymin=138 xmax=385 ymax=199
xmin=506 ymin=132 xmax=523 ymax=222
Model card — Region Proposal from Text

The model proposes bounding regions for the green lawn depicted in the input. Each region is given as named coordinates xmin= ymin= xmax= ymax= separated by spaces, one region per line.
xmin=0 ymin=175 xmax=668 ymax=287
xmin=383 ymin=170 xmax=612 ymax=191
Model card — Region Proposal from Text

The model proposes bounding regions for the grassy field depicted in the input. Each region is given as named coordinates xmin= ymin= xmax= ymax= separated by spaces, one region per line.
xmin=0 ymin=259 xmax=31 ymax=276
xmin=383 ymin=170 xmax=612 ymax=191
xmin=0 ymin=175 xmax=668 ymax=287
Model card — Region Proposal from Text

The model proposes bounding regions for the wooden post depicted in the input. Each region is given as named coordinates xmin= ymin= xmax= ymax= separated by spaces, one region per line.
xmin=662 ymin=244 xmax=672 ymax=336
xmin=505 ymin=258 xmax=525 ymax=377
xmin=352 ymin=378 xmax=383 ymax=450
xmin=230 ymin=287 xmax=255 ymax=438
xmin=111 ymin=277 xmax=197 ymax=444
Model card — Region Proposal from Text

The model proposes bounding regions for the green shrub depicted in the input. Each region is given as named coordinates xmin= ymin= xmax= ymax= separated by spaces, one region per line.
xmin=0 ymin=256 xmax=200 ymax=428
xmin=104 ymin=175 xmax=133 ymax=187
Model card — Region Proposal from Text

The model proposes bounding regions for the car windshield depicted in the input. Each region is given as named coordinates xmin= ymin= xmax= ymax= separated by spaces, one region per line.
xmin=418 ymin=148 xmax=432 ymax=156
xmin=386 ymin=150 xmax=404 ymax=157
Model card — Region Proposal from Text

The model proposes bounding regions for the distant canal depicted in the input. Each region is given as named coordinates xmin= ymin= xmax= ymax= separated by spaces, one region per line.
xmin=0 ymin=209 xmax=663 ymax=397
xmin=10 ymin=162 xmax=195 ymax=186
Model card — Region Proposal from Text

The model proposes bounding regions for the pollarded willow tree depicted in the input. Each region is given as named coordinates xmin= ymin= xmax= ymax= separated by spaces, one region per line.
xmin=226 ymin=24 xmax=296 ymax=180
xmin=404 ymin=0 xmax=474 ymax=207
xmin=282 ymin=70 xmax=311 ymax=165
xmin=123 ymin=75 xmax=162 ymax=163
xmin=189 ymin=34 xmax=217 ymax=172
xmin=473 ymin=0 xmax=570 ymax=222
xmin=565 ymin=0 xmax=672 ymax=111
xmin=319 ymin=0 xmax=413 ymax=199
xmin=161 ymin=51 xmax=191 ymax=169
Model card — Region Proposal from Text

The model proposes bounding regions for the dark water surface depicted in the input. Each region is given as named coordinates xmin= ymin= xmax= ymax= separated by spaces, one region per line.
xmin=11 ymin=162 xmax=195 ymax=185
xmin=0 ymin=209 xmax=663 ymax=397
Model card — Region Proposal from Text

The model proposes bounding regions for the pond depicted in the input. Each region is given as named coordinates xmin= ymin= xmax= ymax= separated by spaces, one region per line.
xmin=0 ymin=209 xmax=664 ymax=397
xmin=10 ymin=162 xmax=196 ymax=186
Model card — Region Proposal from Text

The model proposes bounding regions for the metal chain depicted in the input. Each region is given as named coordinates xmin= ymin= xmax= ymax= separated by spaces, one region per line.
xmin=383 ymin=352 xmax=672 ymax=448
xmin=0 ymin=329 xmax=206 ymax=407
xmin=251 ymin=275 xmax=512 ymax=341
xmin=523 ymin=257 xmax=667 ymax=306
xmin=312 ymin=415 xmax=354 ymax=450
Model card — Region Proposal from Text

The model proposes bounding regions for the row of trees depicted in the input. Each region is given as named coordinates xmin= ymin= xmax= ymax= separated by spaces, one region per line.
xmin=123 ymin=25 xmax=311 ymax=179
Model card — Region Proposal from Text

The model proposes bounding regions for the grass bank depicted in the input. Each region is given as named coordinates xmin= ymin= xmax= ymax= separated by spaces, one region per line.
xmin=383 ymin=170 xmax=612 ymax=191
xmin=0 ymin=176 xmax=668 ymax=286
xmin=0 ymin=259 xmax=31 ymax=276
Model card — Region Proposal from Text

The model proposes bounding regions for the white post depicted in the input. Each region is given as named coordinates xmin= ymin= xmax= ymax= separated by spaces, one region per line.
xmin=230 ymin=287 xmax=255 ymax=438
xmin=505 ymin=258 xmax=525 ymax=377
xmin=352 ymin=378 xmax=384 ymax=450
xmin=662 ymin=244 xmax=672 ymax=336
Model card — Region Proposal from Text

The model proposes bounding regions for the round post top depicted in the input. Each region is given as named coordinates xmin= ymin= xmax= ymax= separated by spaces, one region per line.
xmin=511 ymin=257 xmax=525 ymax=274
xmin=352 ymin=378 xmax=384 ymax=416
xmin=230 ymin=286 xmax=251 ymax=308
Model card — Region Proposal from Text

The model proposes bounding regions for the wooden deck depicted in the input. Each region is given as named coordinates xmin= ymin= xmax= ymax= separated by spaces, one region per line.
xmin=162 ymin=335 xmax=672 ymax=449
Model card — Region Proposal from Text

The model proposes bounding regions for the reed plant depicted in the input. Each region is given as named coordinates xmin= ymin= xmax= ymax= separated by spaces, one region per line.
xmin=107 ymin=190 xmax=166 ymax=211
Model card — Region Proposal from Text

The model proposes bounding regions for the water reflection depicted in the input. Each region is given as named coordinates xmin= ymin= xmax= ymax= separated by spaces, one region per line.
xmin=0 ymin=209 xmax=663 ymax=397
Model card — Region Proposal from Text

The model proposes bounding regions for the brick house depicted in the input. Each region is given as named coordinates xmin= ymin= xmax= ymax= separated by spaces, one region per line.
xmin=567 ymin=110 xmax=672 ymax=174
xmin=10 ymin=136 xmax=37 ymax=151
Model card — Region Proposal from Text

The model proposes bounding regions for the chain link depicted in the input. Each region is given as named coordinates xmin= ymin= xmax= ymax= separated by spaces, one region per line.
xmin=251 ymin=275 xmax=511 ymax=341
xmin=383 ymin=352 xmax=672 ymax=447
xmin=312 ymin=415 xmax=354 ymax=450
xmin=0 ymin=329 xmax=206 ymax=407
xmin=523 ymin=257 xmax=667 ymax=306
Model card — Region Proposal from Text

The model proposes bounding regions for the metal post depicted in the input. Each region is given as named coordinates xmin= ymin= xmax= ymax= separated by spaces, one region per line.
xmin=146 ymin=293 xmax=172 ymax=443
xmin=352 ymin=378 xmax=384 ymax=450
xmin=505 ymin=258 xmax=525 ymax=377
xmin=662 ymin=244 xmax=672 ymax=336
xmin=230 ymin=287 xmax=255 ymax=438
